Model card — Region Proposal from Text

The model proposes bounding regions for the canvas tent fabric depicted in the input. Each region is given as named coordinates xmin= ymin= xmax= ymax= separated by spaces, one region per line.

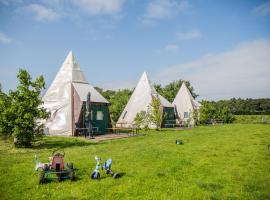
xmin=172 ymin=82 xmax=201 ymax=126
xmin=42 ymin=51 xmax=109 ymax=136
xmin=117 ymin=72 xmax=174 ymax=128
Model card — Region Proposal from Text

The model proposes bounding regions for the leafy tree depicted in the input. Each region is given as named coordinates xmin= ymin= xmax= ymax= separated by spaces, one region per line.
xmin=147 ymin=96 xmax=162 ymax=130
xmin=199 ymin=101 xmax=235 ymax=124
xmin=192 ymin=109 xmax=199 ymax=126
xmin=0 ymin=69 xmax=49 ymax=147
xmin=154 ymin=80 xmax=199 ymax=102
xmin=0 ymin=84 xmax=14 ymax=138
xmin=134 ymin=111 xmax=148 ymax=129
xmin=199 ymin=101 xmax=215 ymax=124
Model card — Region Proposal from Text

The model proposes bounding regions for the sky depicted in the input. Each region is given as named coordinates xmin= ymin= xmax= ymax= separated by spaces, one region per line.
xmin=0 ymin=0 xmax=270 ymax=100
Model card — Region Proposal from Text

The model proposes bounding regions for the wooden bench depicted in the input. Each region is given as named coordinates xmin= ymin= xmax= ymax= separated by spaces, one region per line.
xmin=206 ymin=119 xmax=224 ymax=125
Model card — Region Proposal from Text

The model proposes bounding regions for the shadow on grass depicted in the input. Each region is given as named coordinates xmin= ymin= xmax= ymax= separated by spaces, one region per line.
xmin=101 ymin=172 xmax=126 ymax=179
xmin=33 ymin=138 xmax=98 ymax=150
xmin=116 ymin=172 xmax=126 ymax=178
xmin=197 ymin=182 xmax=224 ymax=192
xmin=40 ymin=178 xmax=79 ymax=185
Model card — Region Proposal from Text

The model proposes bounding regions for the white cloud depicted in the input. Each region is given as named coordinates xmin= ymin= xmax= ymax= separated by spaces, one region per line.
xmin=71 ymin=0 xmax=125 ymax=15
xmin=253 ymin=0 xmax=270 ymax=16
xmin=154 ymin=39 xmax=270 ymax=100
xmin=164 ymin=44 xmax=179 ymax=51
xmin=144 ymin=0 xmax=189 ymax=20
xmin=25 ymin=3 xmax=60 ymax=22
xmin=176 ymin=29 xmax=201 ymax=40
xmin=0 ymin=32 xmax=12 ymax=44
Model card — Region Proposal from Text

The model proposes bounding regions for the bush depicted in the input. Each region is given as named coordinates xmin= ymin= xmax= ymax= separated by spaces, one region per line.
xmin=0 ymin=69 xmax=49 ymax=147
xmin=199 ymin=101 xmax=235 ymax=124
xmin=134 ymin=111 xmax=148 ymax=129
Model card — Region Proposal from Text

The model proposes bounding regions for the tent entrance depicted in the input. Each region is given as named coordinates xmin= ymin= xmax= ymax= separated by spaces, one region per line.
xmin=162 ymin=107 xmax=176 ymax=128
xmin=75 ymin=102 xmax=109 ymax=135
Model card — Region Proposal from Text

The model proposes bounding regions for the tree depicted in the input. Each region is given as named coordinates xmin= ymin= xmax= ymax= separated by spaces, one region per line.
xmin=147 ymin=96 xmax=162 ymax=130
xmin=0 ymin=84 xmax=14 ymax=138
xmin=192 ymin=109 xmax=199 ymax=126
xmin=199 ymin=101 xmax=214 ymax=124
xmin=199 ymin=100 xmax=235 ymax=124
xmin=154 ymin=80 xmax=199 ymax=102
xmin=1 ymin=69 xmax=49 ymax=147
xmin=134 ymin=111 xmax=148 ymax=129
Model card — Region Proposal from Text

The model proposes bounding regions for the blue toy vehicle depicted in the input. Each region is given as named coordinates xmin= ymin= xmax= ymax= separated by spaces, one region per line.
xmin=90 ymin=156 xmax=120 ymax=180
xmin=90 ymin=156 xmax=101 ymax=180
xmin=102 ymin=158 xmax=120 ymax=179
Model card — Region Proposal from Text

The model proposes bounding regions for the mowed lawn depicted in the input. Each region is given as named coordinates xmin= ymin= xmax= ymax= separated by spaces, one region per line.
xmin=0 ymin=124 xmax=269 ymax=200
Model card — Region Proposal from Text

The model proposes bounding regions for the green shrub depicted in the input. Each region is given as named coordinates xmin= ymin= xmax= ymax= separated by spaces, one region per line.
xmin=0 ymin=69 xmax=49 ymax=147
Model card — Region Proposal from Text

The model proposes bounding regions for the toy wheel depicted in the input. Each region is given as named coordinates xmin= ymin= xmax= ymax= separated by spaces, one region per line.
xmin=90 ymin=172 xmax=95 ymax=179
xmin=113 ymin=173 xmax=120 ymax=179
xmin=90 ymin=171 xmax=100 ymax=180
xmin=39 ymin=170 xmax=45 ymax=184
xmin=67 ymin=162 xmax=73 ymax=169
xmin=69 ymin=170 xmax=75 ymax=181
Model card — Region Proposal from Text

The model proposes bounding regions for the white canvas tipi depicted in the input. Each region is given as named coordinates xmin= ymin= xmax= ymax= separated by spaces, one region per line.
xmin=42 ymin=51 xmax=109 ymax=136
xmin=172 ymin=82 xmax=201 ymax=126
xmin=117 ymin=72 xmax=174 ymax=128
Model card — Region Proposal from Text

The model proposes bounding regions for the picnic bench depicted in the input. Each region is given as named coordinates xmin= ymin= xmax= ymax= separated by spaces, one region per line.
xmin=107 ymin=127 xmax=138 ymax=135
xmin=206 ymin=119 xmax=224 ymax=125
xmin=75 ymin=123 xmax=99 ymax=138
xmin=164 ymin=120 xmax=185 ymax=128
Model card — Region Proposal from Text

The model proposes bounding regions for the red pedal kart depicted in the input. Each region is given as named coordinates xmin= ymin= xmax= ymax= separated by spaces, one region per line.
xmin=35 ymin=150 xmax=75 ymax=184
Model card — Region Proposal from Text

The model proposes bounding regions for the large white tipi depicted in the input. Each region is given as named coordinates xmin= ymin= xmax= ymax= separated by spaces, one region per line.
xmin=172 ymin=82 xmax=201 ymax=126
xmin=117 ymin=72 xmax=175 ymax=128
xmin=42 ymin=51 xmax=109 ymax=136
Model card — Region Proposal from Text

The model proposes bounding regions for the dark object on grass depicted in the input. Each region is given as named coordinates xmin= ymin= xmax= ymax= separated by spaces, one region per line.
xmin=34 ymin=149 xmax=75 ymax=184
xmin=268 ymin=144 xmax=270 ymax=152
xmin=176 ymin=139 xmax=184 ymax=145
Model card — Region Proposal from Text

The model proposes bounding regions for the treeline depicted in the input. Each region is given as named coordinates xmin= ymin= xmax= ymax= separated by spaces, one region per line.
xmin=205 ymin=98 xmax=270 ymax=115
xmin=95 ymin=80 xmax=197 ymax=123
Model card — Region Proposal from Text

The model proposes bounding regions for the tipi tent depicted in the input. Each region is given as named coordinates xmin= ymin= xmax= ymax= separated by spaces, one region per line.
xmin=117 ymin=72 xmax=175 ymax=128
xmin=42 ymin=51 xmax=110 ymax=136
xmin=172 ymin=82 xmax=201 ymax=126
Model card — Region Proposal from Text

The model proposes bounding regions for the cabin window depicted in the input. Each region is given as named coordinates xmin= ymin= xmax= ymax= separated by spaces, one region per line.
xmin=122 ymin=111 xmax=127 ymax=119
xmin=184 ymin=112 xmax=189 ymax=118
xmin=97 ymin=111 xmax=104 ymax=120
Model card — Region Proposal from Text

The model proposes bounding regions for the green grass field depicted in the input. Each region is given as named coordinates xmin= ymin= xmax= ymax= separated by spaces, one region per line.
xmin=234 ymin=115 xmax=270 ymax=124
xmin=0 ymin=124 xmax=270 ymax=200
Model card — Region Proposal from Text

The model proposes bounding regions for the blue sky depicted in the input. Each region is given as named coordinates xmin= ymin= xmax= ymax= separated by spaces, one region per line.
xmin=0 ymin=0 xmax=270 ymax=100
